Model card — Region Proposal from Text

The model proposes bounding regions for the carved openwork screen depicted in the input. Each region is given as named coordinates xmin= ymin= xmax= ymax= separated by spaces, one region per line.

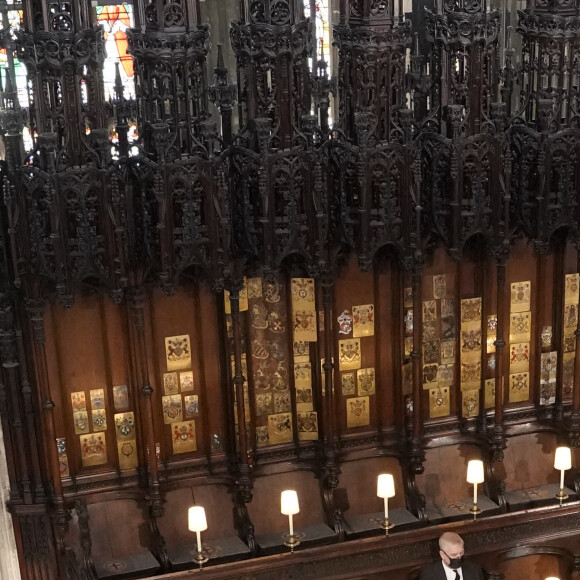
xmin=2 ymin=1 xmax=580 ymax=579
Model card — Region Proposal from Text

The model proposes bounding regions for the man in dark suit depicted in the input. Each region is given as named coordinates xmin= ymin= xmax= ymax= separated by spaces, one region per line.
xmin=419 ymin=532 xmax=485 ymax=580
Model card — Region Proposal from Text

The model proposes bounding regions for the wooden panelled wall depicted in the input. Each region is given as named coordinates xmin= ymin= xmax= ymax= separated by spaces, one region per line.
xmin=2 ymin=0 xmax=580 ymax=578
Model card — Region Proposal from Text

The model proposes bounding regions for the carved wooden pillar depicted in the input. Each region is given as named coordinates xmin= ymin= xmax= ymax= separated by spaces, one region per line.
xmin=126 ymin=287 xmax=168 ymax=568
xmin=0 ymin=296 xmax=31 ymax=505
xmin=320 ymin=275 xmax=338 ymax=482
xmin=448 ymin=105 xmax=462 ymax=255
xmin=11 ymin=507 xmax=57 ymax=580
xmin=0 ymin=75 xmax=26 ymax=175
xmin=128 ymin=288 xmax=159 ymax=494
xmin=391 ymin=265 xmax=404 ymax=436
xmin=553 ymin=242 xmax=565 ymax=423
xmin=492 ymin=261 xmax=507 ymax=461
xmin=74 ymin=500 xmax=97 ymax=579
xmin=569 ymin=248 xmax=580 ymax=445
xmin=23 ymin=300 xmax=65 ymax=579
xmin=209 ymin=45 xmax=237 ymax=147
xmin=355 ymin=111 xmax=372 ymax=268
xmin=0 ymin=293 xmax=25 ymax=580
xmin=410 ymin=262 xmax=424 ymax=473
xmin=228 ymin=281 xmax=253 ymax=503
xmin=534 ymin=250 xmax=546 ymax=412
xmin=317 ymin=271 xmax=343 ymax=536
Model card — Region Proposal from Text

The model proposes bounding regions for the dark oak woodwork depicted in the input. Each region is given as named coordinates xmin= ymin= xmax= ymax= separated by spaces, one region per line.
xmin=1 ymin=1 xmax=580 ymax=579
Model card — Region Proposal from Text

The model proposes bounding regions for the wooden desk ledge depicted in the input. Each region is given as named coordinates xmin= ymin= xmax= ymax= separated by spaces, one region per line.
xmin=167 ymin=536 xmax=252 ymax=570
xmin=343 ymin=506 xmax=419 ymax=537
xmin=96 ymin=551 xmax=161 ymax=579
xmin=144 ymin=501 xmax=580 ymax=580
xmin=504 ymin=483 xmax=577 ymax=510
xmin=255 ymin=522 xmax=337 ymax=555
xmin=425 ymin=494 xmax=500 ymax=522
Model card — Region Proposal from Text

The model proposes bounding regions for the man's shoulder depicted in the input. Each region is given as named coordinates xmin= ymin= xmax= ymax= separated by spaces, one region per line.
xmin=463 ymin=558 xmax=485 ymax=577
xmin=418 ymin=560 xmax=443 ymax=580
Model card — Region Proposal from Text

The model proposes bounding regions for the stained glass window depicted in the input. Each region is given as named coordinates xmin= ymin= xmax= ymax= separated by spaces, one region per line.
xmin=96 ymin=3 xmax=135 ymax=100
xmin=0 ymin=8 xmax=28 ymax=107
xmin=304 ymin=0 xmax=331 ymax=65
xmin=0 ymin=7 xmax=33 ymax=149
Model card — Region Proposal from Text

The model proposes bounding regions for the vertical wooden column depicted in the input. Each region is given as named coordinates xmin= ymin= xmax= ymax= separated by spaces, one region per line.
xmin=320 ymin=276 xmax=338 ymax=480
xmin=492 ymin=261 xmax=506 ymax=461
xmin=475 ymin=242 xmax=485 ymax=432
xmin=25 ymin=300 xmax=65 ymax=579
xmin=318 ymin=272 xmax=343 ymax=537
xmin=569 ymin=251 xmax=580 ymax=445
xmin=552 ymin=243 xmax=565 ymax=422
xmin=127 ymin=287 xmax=168 ymax=568
xmin=127 ymin=289 xmax=162 ymax=506
xmin=385 ymin=263 xmax=401 ymax=435
xmin=0 ymin=298 xmax=31 ymax=503
xmin=209 ymin=45 xmax=236 ymax=147
xmin=229 ymin=283 xmax=252 ymax=502
xmin=193 ymin=286 xmax=212 ymax=460
xmin=410 ymin=264 xmax=424 ymax=472
xmin=534 ymin=251 xmax=545 ymax=410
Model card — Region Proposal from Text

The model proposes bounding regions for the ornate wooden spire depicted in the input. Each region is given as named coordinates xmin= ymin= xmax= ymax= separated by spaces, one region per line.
xmin=425 ymin=0 xmax=502 ymax=135
xmin=127 ymin=0 xmax=211 ymax=160
xmin=16 ymin=0 xmax=107 ymax=168
xmin=231 ymin=0 xmax=313 ymax=150
xmin=518 ymin=0 xmax=580 ymax=129
xmin=334 ymin=0 xmax=412 ymax=142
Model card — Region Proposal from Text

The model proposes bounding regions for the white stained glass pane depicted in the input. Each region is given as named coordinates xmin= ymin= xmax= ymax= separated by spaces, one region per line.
xmin=304 ymin=0 xmax=331 ymax=64
xmin=0 ymin=10 xmax=29 ymax=108
xmin=96 ymin=3 xmax=135 ymax=100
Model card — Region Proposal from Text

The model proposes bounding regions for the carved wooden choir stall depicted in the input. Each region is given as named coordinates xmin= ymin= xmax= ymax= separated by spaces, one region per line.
xmin=1 ymin=0 xmax=580 ymax=578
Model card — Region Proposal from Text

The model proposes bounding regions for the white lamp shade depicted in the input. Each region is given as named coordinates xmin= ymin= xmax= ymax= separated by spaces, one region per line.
xmin=281 ymin=490 xmax=300 ymax=515
xmin=188 ymin=506 xmax=208 ymax=532
xmin=466 ymin=460 xmax=485 ymax=484
xmin=554 ymin=447 xmax=572 ymax=471
xmin=377 ymin=474 xmax=396 ymax=499
xmin=545 ymin=577 xmax=560 ymax=580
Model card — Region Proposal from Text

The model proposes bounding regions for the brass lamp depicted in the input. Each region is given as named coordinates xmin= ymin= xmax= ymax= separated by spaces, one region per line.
xmin=466 ymin=459 xmax=485 ymax=516
xmin=554 ymin=446 xmax=572 ymax=505
xmin=377 ymin=473 xmax=396 ymax=533
xmin=188 ymin=506 xmax=209 ymax=568
xmin=281 ymin=489 xmax=301 ymax=551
